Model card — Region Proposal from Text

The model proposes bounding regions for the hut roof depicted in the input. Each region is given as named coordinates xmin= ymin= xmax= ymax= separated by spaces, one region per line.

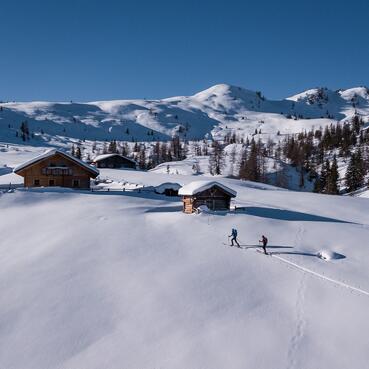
xmin=155 ymin=182 xmax=182 ymax=194
xmin=93 ymin=153 xmax=137 ymax=164
xmin=178 ymin=181 xmax=236 ymax=197
xmin=13 ymin=149 xmax=100 ymax=177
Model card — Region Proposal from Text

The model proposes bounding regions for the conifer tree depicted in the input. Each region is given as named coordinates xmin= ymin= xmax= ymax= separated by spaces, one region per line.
xmin=75 ymin=146 xmax=82 ymax=159
xmin=102 ymin=142 xmax=108 ymax=154
xmin=229 ymin=146 xmax=237 ymax=176
xmin=108 ymin=140 xmax=118 ymax=153
xmin=314 ymin=160 xmax=329 ymax=193
xmin=138 ymin=145 xmax=146 ymax=169
xmin=345 ymin=150 xmax=366 ymax=192
xmin=240 ymin=139 xmax=260 ymax=181
xmin=208 ymin=141 xmax=224 ymax=175
xmin=326 ymin=155 xmax=339 ymax=194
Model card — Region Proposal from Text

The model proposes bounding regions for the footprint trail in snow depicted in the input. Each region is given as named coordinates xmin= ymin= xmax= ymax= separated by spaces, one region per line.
xmin=287 ymin=273 xmax=306 ymax=369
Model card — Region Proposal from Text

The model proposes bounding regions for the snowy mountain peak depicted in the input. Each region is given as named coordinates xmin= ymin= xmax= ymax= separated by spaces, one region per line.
xmin=287 ymin=87 xmax=333 ymax=104
xmin=339 ymin=87 xmax=369 ymax=101
xmin=194 ymin=83 xmax=261 ymax=102
xmin=288 ymin=86 xmax=369 ymax=105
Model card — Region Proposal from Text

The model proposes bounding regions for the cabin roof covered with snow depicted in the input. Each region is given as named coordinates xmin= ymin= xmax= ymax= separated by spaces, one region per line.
xmin=154 ymin=182 xmax=182 ymax=194
xmin=178 ymin=181 xmax=236 ymax=197
xmin=13 ymin=149 xmax=100 ymax=177
xmin=93 ymin=153 xmax=137 ymax=164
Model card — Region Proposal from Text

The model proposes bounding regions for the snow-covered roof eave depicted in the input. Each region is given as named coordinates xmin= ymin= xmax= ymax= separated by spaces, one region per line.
xmin=93 ymin=153 xmax=137 ymax=164
xmin=13 ymin=149 xmax=100 ymax=177
xmin=154 ymin=182 xmax=182 ymax=194
xmin=178 ymin=181 xmax=237 ymax=197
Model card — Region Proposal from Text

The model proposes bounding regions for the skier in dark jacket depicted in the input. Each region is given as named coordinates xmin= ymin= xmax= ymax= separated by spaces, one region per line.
xmin=259 ymin=235 xmax=268 ymax=254
xmin=229 ymin=228 xmax=240 ymax=247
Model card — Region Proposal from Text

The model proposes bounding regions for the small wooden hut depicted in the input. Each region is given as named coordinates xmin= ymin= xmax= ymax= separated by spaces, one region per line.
xmin=178 ymin=181 xmax=236 ymax=213
xmin=154 ymin=182 xmax=182 ymax=196
xmin=13 ymin=149 xmax=99 ymax=189
xmin=92 ymin=154 xmax=137 ymax=169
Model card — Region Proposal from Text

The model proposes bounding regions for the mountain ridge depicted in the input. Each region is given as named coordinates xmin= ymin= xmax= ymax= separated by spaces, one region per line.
xmin=1 ymin=84 xmax=368 ymax=145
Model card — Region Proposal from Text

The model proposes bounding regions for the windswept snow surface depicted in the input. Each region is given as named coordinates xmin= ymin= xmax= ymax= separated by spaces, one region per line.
xmin=1 ymin=165 xmax=369 ymax=369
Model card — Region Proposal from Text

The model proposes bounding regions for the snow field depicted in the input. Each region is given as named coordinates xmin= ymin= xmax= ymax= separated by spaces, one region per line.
xmin=1 ymin=172 xmax=369 ymax=368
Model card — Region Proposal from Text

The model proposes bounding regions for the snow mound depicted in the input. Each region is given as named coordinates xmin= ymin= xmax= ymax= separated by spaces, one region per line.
xmin=317 ymin=250 xmax=346 ymax=261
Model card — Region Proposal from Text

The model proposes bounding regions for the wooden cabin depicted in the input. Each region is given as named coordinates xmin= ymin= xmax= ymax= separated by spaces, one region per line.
xmin=92 ymin=154 xmax=137 ymax=169
xmin=178 ymin=181 xmax=236 ymax=213
xmin=13 ymin=149 xmax=99 ymax=189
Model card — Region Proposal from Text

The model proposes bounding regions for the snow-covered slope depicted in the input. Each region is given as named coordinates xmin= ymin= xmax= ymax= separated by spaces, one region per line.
xmin=1 ymin=168 xmax=369 ymax=369
xmin=1 ymin=84 xmax=368 ymax=145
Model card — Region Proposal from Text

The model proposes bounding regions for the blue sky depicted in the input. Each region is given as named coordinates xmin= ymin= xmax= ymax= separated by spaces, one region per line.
xmin=1 ymin=0 xmax=368 ymax=101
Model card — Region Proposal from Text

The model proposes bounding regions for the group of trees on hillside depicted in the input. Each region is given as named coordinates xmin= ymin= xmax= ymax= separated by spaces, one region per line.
xmin=279 ymin=115 xmax=368 ymax=193
xmin=210 ymin=113 xmax=369 ymax=194
xmin=73 ymin=136 xmax=190 ymax=170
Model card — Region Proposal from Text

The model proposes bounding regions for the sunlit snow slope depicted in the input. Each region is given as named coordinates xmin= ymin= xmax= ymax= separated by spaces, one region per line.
xmin=1 ymin=168 xmax=369 ymax=369
xmin=1 ymin=84 xmax=368 ymax=145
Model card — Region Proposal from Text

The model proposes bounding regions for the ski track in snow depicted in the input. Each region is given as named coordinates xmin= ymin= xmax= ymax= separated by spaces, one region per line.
xmin=250 ymin=224 xmax=369 ymax=299
xmin=272 ymin=255 xmax=369 ymax=298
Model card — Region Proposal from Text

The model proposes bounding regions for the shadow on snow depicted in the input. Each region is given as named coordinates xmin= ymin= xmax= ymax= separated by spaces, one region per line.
xmin=145 ymin=205 xmax=183 ymax=213
xmin=236 ymin=206 xmax=355 ymax=224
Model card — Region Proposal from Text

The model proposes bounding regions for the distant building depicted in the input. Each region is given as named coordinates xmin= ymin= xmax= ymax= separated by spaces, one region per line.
xmin=13 ymin=149 xmax=99 ymax=189
xmin=154 ymin=182 xmax=182 ymax=196
xmin=178 ymin=181 xmax=236 ymax=213
xmin=92 ymin=154 xmax=137 ymax=169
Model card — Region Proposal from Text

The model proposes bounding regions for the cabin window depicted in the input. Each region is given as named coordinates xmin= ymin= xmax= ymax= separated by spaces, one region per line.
xmin=73 ymin=179 xmax=80 ymax=188
xmin=49 ymin=179 xmax=55 ymax=186
xmin=34 ymin=179 xmax=40 ymax=186
xmin=42 ymin=167 xmax=72 ymax=175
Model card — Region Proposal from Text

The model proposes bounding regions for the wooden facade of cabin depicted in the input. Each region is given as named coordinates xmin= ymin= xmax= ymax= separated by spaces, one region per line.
xmin=93 ymin=155 xmax=136 ymax=169
xmin=15 ymin=152 xmax=98 ymax=189
xmin=182 ymin=186 xmax=233 ymax=213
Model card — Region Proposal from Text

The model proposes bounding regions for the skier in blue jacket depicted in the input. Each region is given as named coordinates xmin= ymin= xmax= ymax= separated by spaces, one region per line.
xmin=229 ymin=228 xmax=240 ymax=247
